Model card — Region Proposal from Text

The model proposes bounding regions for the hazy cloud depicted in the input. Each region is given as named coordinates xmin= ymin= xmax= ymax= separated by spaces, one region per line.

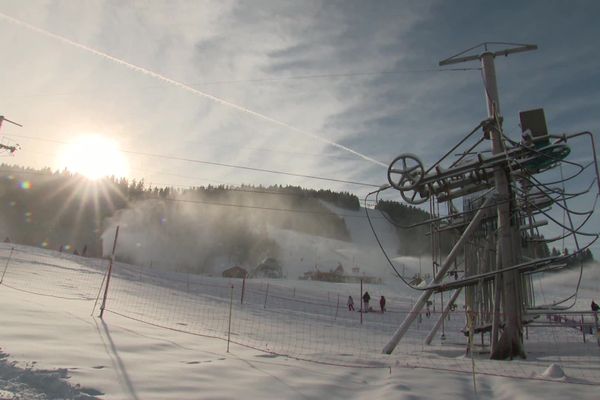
xmin=0 ymin=0 xmax=598 ymax=253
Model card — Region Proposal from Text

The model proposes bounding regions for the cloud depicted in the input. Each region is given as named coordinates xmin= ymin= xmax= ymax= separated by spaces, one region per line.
xmin=0 ymin=0 xmax=598 ymax=253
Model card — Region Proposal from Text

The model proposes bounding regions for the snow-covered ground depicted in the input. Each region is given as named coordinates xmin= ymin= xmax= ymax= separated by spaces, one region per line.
xmin=1 ymin=243 xmax=600 ymax=399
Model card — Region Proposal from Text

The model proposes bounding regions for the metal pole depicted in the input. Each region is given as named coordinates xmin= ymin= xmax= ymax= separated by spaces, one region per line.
xmin=425 ymin=288 xmax=462 ymax=345
xmin=240 ymin=275 xmax=246 ymax=304
xmin=99 ymin=226 xmax=120 ymax=319
xmin=430 ymin=199 xmax=436 ymax=314
xmin=263 ymin=283 xmax=269 ymax=309
xmin=440 ymin=290 xmax=445 ymax=339
xmin=482 ymin=52 xmax=525 ymax=359
xmin=0 ymin=247 xmax=14 ymax=284
xmin=334 ymin=293 xmax=340 ymax=320
xmin=467 ymin=306 xmax=478 ymax=395
xmin=91 ymin=269 xmax=108 ymax=316
xmin=383 ymin=195 xmax=494 ymax=354
xmin=481 ymin=52 xmax=501 ymax=116
xmin=581 ymin=314 xmax=586 ymax=343
xmin=360 ymin=279 xmax=363 ymax=325
xmin=491 ymin=241 xmax=503 ymax=352
xmin=227 ymin=284 xmax=234 ymax=352
xmin=594 ymin=311 xmax=599 ymax=347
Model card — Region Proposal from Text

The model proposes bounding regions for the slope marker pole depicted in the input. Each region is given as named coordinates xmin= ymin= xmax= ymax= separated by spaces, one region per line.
xmin=263 ymin=283 xmax=269 ymax=309
xmin=360 ymin=279 xmax=363 ymax=325
xmin=99 ymin=226 xmax=120 ymax=319
xmin=227 ymin=284 xmax=234 ymax=352
xmin=0 ymin=247 xmax=14 ymax=285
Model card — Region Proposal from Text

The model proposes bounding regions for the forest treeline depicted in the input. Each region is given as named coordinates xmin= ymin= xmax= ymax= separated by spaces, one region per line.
xmin=1 ymin=164 xmax=591 ymax=272
xmin=374 ymin=200 xmax=456 ymax=255
xmin=0 ymin=165 xmax=371 ymax=268
xmin=0 ymin=164 xmax=361 ymax=256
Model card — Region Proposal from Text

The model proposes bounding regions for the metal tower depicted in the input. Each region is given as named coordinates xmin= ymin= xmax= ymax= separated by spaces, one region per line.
xmin=381 ymin=42 xmax=600 ymax=360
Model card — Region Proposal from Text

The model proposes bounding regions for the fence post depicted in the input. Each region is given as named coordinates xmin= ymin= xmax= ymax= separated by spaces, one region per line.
xmin=440 ymin=290 xmax=445 ymax=340
xmin=360 ymin=279 xmax=363 ymax=325
xmin=334 ymin=293 xmax=340 ymax=320
xmin=99 ymin=226 xmax=120 ymax=319
xmin=594 ymin=311 xmax=599 ymax=347
xmin=582 ymin=314 xmax=586 ymax=343
xmin=264 ymin=283 xmax=269 ymax=309
xmin=467 ymin=306 xmax=477 ymax=395
xmin=241 ymin=274 xmax=246 ymax=304
xmin=227 ymin=284 xmax=234 ymax=352
xmin=0 ymin=247 xmax=14 ymax=285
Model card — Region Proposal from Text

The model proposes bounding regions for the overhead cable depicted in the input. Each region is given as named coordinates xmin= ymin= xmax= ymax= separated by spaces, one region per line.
xmin=0 ymin=11 xmax=386 ymax=168
xmin=5 ymin=134 xmax=380 ymax=188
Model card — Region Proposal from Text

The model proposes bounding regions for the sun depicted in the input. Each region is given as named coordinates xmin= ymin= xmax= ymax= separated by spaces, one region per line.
xmin=58 ymin=135 xmax=129 ymax=180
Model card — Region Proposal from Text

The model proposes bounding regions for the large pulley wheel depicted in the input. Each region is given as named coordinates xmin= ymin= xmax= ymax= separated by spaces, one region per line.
xmin=400 ymin=186 xmax=430 ymax=205
xmin=387 ymin=153 xmax=425 ymax=191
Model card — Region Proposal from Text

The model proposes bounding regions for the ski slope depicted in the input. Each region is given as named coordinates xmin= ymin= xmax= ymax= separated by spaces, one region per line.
xmin=1 ymin=242 xmax=600 ymax=399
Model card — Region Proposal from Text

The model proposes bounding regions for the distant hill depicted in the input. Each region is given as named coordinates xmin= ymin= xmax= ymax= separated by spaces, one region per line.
xmin=375 ymin=200 xmax=456 ymax=255
xmin=0 ymin=164 xmax=440 ymax=275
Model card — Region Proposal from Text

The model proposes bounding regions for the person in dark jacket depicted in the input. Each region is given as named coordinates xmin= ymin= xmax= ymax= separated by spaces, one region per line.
xmin=379 ymin=296 xmax=386 ymax=313
xmin=592 ymin=300 xmax=599 ymax=312
xmin=362 ymin=291 xmax=371 ymax=312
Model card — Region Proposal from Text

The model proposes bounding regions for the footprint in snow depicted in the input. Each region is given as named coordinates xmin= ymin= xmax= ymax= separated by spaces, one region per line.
xmin=255 ymin=354 xmax=279 ymax=359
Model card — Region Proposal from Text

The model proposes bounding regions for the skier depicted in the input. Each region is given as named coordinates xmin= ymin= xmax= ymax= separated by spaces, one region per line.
xmin=379 ymin=295 xmax=386 ymax=313
xmin=591 ymin=300 xmax=599 ymax=312
xmin=362 ymin=291 xmax=371 ymax=312
xmin=347 ymin=295 xmax=355 ymax=311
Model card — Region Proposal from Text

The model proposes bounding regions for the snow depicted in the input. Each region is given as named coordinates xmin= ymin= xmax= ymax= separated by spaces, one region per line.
xmin=540 ymin=364 xmax=566 ymax=380
xmin=1 ymin=239 xmax=600 ymax=398
xmin=266 ymin=202 xmax=411 ymax=281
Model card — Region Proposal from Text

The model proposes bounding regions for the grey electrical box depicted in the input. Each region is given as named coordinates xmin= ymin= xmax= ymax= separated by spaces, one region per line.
xmin=519 ymin=108 xmax=548 ymax=138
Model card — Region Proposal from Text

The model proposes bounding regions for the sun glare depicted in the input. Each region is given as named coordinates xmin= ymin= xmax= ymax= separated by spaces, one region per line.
xmin=58 ymin=135 xmax=129 ymax=180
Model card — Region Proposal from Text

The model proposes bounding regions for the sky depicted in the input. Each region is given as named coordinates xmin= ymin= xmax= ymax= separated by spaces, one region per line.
xmin=0 ymin=1 xmax=598 ymax=250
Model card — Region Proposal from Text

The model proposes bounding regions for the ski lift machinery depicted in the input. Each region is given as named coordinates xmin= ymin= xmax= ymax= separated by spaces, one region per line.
xmin=0 ymin=115 xmax=22 ymax=154
xmin=379 ymin=43 xmax=600 ymax=360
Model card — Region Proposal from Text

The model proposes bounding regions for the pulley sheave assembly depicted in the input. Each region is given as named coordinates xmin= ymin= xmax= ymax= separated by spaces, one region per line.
xmin=387 ymin=153 xmax=430 ymax=204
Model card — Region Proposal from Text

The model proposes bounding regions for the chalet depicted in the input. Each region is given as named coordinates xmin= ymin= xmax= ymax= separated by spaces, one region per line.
xmin=222 ymin=266 xmax=248 ymax=278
